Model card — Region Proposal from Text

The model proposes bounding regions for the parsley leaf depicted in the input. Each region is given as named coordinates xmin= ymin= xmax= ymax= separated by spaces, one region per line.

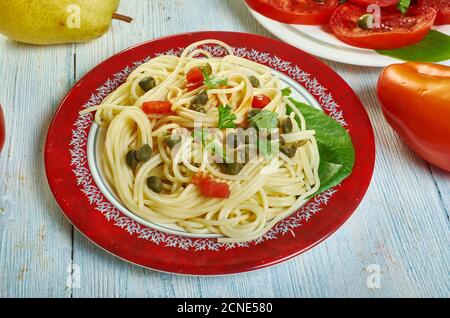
xmin=193 ymin=128 xmax=219 ymax=152
xmin=218 ymin=104 xmax=237 ymax=129
xmin=249 ymin=110 xmax=278 ymax=129
xmin=397 ymin=0 xmax=411 ymax=14
xmin=281 ymin=87 xmax=292 ymax=97
xmin=202 ymin=68 xmax=228 ymax=89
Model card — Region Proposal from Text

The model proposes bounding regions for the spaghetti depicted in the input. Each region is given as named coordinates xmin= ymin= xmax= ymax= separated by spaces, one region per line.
xmin=82 ymin=40 xmax=320 ymax=243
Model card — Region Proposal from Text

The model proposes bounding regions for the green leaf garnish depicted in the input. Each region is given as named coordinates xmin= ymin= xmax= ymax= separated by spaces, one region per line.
xmin=202 ymin=68 xmax=228 ymax=89
xmin=249 ymin=110 xmax=278 ymax=129
xmin=287 ymin=99 xmax=355 ymax=195
xmin=218 ymin=104 xmax=237 ymax=129
xmin=397 ymin=0 xmax=411 ymax=15
xmin=376 ymin=30 xmax=450 ymax=62
xmin=281 ymin=87 xmax=292 ymax=97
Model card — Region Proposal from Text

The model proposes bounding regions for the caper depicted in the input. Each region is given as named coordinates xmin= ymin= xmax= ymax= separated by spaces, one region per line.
xmin=147 ymin=176 xmax=162 ymax=193
xmin=126 ymin=150 xmax=138 ymax=170
xmin=191 ymin=90 xmax=208 ymax=106
xmin=357 ymin=14 xmax=374 ymax=30
xmin=138 ymin=77 xmax=156 ymax=92
xmin=280 ymin=145 xmax=297 ymax=158
xmin=165 ymin=134 xmax=181 ymax=149
xmin=190 ymin=91 xmax=208 ymax=113
xmin=201 ymin=63 xmax=213 ymax=76
xmin=248 ymin=108 xmax=261 ymax=128
xmin=248 ymin=75 xmax=260 ymax=88
xmin=190 ymin=103 xmax=206 ymax=113
xmin=282 ymin=118 xmax=293 ymax=134
xmin=248 ymin=108 xmax=261 ymax=119
xmin=135 ymin=144 xmax=152 ymax=162
xmin=220 ymin=163 xmax=244 ymax=175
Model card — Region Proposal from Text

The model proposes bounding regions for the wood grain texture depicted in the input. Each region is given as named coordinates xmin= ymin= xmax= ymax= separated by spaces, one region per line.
xmin=0 ymin=41 xmax=75 ymax=297
xmin=0 ymin=0 xmax=449 ymax=298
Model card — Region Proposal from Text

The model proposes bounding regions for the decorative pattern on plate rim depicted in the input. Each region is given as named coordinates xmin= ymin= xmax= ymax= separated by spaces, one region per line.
xmin=69 ymin=45 xmax=346 ymax=251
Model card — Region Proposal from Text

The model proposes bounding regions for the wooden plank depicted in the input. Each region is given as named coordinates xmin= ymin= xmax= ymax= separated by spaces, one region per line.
xmin=0 ymin=38 xmax=75 ymax=297
xmin=429 ymin=166 xmax=450 ymax=223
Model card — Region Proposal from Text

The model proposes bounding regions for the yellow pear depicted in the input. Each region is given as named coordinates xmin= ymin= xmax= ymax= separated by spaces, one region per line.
xmin=0 ymin=0 xmax=124 ymax=45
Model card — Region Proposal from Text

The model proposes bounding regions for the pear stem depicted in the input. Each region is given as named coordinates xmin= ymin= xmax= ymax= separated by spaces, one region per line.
xmin=112 ymin=13 xmax=133 ymax=23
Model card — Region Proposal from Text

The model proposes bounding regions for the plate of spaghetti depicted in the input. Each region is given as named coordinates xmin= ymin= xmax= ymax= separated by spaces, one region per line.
xmin=45 ymin=32 xmax=375 ymax=275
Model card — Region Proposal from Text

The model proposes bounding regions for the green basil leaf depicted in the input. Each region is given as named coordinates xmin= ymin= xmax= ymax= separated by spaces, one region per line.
xmin=287 ymin=99 xmax=355 ymax=195
xmin=376 ymin=30 xmax=450 ymax=63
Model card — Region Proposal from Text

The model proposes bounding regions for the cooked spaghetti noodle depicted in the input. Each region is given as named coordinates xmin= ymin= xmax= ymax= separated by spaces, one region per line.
xmin=82 ymin=40 xmax=320 ymax=243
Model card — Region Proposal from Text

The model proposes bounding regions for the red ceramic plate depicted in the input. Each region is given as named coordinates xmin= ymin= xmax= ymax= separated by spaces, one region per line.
xmin=45 ymin=31 xmax=375 ymax=275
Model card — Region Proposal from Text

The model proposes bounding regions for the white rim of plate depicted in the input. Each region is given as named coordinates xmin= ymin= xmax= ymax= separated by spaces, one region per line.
xmin=248 ymin=6 xmax=450 ymax=67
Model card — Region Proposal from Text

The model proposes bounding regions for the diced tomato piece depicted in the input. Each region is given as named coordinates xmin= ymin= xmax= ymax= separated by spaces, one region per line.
xmin=186 ymin=67 xmax=204 ymax=83
xmin=192 ymin=173 xmax=230 ymax=199
xmin=142 ymin=101 xmax=173 ymax=114
xmin=186 ymin=67 xmax=205 ymax=92
xmin=252 ymin=95 xmax=271 ymax=109
xmin=187 ymin=81 xmax=204 ymax=92
xmin=200 ymin=180 xmax=230 ymax=199
xmin=191 ymin=172 xmax=207 ymax=185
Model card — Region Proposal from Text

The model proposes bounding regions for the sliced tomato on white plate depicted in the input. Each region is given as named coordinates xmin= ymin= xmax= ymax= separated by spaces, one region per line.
xmin=330 ymin=3 xmax=437 ymax=50
xmin=420 ymin=0 xmax=450 ymax=24
xmin=245 ymin=0 xmax=339 ymax=25
xmin=349 ymin=0 xmax=398 ymax=7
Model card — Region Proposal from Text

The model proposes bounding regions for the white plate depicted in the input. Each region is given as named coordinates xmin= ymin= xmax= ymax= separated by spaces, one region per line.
xmin=248 ymin=7 xmax=450 ymax=67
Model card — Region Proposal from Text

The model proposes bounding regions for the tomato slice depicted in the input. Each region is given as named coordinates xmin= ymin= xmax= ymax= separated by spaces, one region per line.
xmin=252 ymin=95 xmax=271 ymax=109
xmin=420 ymin=0 xmax=450 ymax=24
xmin=245 ymin=0 xmax=339 ymax=25
xmin=348 ymin=0 xmax=398 ymax=7
xmin=142 ymin=101 xmax=173 ymax=114
xmin=192 ymin=173 xmax=230 ymax=199
xmin=330 ymin=4 xmax=437 ymax=50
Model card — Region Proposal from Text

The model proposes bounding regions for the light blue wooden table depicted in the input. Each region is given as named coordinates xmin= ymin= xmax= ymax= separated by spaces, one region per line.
xmin=0 ymin=0 xmax=449 ymax=298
